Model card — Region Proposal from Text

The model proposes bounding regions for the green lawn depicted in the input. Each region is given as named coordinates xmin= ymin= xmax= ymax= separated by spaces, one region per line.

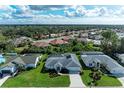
xmin=81 ymin=69 xmax=122 ymax=87
xmin=77 ymin=54 xmax=122 ymax=87
xmin=2 ymin=55 xmax=70 ymax=87
xmin=14 ymin=45 xmax=29 ymax=53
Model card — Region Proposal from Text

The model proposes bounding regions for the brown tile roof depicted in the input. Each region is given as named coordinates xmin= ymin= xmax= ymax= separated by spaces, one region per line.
xmin=49 ymin=39 xmax=68 ymax=45
xmin=32 ymin=42 xmax=49 ymax=47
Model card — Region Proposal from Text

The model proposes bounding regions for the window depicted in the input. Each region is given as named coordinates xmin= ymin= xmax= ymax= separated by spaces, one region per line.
xmin=89 ymin=63 xmax=92 ymax=67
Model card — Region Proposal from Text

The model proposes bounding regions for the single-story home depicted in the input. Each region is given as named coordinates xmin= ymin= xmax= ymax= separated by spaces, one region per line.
xmin=0 ymin=54 xmax=41 ymax=75
xmin=45 ymin=53 xmax=82 ymax=73
xmin=81 ymin=52 xmax=124 ymax=76
xmin=31 ymin=41 xmax=50 ymax=47
xmin=13 ymin=36 xmax=32 ymax=47
xmin=49 ymin=39 xmax=68 ymax=45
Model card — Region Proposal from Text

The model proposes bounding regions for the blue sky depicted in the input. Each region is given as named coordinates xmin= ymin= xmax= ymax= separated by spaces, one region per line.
xmin=0 ymin=5 xmax=124 ymax=24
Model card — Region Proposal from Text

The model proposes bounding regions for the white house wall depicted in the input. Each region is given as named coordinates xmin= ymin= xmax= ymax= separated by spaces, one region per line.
xmin=34 ymin=57 xmax=39 ymax=68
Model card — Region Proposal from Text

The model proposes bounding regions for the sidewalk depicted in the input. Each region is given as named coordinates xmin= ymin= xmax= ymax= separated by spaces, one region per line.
xmin=118 ymin=77 xmax=124 ymax=87
xmin=0 ymin=75 xmax=10 ymax=86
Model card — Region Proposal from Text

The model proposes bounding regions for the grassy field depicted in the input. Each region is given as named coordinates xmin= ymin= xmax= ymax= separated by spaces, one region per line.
xmin=81 ymin=69 xmax=122 ymax=87
xmin=2 ymin=55 xmax=70 ymax=87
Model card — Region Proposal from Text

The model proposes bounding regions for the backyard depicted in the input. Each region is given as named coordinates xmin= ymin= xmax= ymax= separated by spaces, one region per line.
xmin=1 ymin=55 xmax=70 ymax=87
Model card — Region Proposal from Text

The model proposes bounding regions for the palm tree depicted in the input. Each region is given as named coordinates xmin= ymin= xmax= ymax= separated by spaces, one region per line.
xmin=89 ymin=68 xmax=102 ymax=86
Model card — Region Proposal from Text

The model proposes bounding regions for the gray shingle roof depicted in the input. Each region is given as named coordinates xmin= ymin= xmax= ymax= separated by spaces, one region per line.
xmin=81 ymin=52 xmax=124 ymax=74
xmin=81 ymin=51 xmax=104 ymax=55
xmin=45 ymin=54 xmax=81 ymax=69
xmin=1 ymin=54 xmax=40 ymax=68
xmin=20 ymin=56 xmax=37 ymax=64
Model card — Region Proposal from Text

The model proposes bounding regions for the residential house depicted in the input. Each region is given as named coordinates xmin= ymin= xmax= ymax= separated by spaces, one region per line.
xmin=45 ymin=54 xmax=82 ymax=73
xmin=116 ymin=32 xmax=124 ymax=40
xmin=33 ymin=34 xmax=48 ymax=39
xmin=62 ymin=36 xmax=70 ymax=41
xmin=79 ymin=33 xmax=88 ymax=38
xmin=13 ymin=36 xmax=32 ymax=47
xmin=81 ymin=52 xmax=124 ymax=75
xmin=0 ymin=54 xmax=41 ymax=75
xmin=32 ymin=41 xmax=50 ymax=47
xmin=116 ymin=54 xmax=124 ymax=64
xmin=49 ymin=39 xmax=68 ymax=45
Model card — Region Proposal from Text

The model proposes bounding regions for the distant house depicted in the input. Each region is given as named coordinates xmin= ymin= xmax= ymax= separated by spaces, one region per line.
xmin=0 ymin=54 xmax=41 ymax=75
xmin=13 ymin=36 xmax=32 ymax=47
xmin=81 ymin=52 xmax=124 ymax=75
xmin=62 ymin=36 xmax=70 ymax=41
xmin=79 ymin=33 xmax=88 ymax=38
xmin=116 ymin=32 xmax=124 ymax=39
xmin=0 ymin=54 xmax=5 ymax=64
xmin=92 ymin=40 xmax=101 ymax=45
xmin=49 ymin=39 xmax=68 ymax=45
xmin=116 ymin=54 xmax=124 ymax=64
xmin=77 ymin=38 xmax=86 ymax=42
xmin=33 ymin=34 xmax=48 ymax=39
xmin=32 ymin=41 xmax=50 ymax=48
xmin=45 ymin=54 xmax=82 ymax=73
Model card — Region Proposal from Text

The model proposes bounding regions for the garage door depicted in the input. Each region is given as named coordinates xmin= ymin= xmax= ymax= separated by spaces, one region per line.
xmin=68 ymin=67 xmax=80 ymax=74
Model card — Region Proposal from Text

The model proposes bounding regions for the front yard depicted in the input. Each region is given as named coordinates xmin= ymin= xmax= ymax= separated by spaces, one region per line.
xmin=1 ymin=55 xmax=70 ymax=87
xmin=81 ymin=69 xmax=122 ymax=87
xmin=77 ymin=55 xmax=122 ymax=87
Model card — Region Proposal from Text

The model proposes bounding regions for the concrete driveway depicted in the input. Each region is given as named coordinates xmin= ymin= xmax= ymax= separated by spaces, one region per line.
xmin=69 ymin=74 xmax=86 ymax=88
xmin=0 ymin=75 xmax=10 ymax=86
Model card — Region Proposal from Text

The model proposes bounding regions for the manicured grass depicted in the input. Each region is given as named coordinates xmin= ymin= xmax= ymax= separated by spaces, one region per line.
xmin=97 ymin=75 xmax=122 ymax=86
xmin=81 ymin=69 xmax=91 ymax=86
xmin=15 ymin=45 xmax=28 ymax=53
xmin=81 ymin=69 xmax=122 ymax=87
xmin=2 ymin=55 xmax=70 ymax=87
xmin=77 ymin=54 xmax=122 ymax=87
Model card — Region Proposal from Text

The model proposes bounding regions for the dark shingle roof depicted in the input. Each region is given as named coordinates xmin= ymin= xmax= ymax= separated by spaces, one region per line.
xmin=45 ymin=54 xmax=81 ymax=68
xmin=1 ymin=54 xmax=40 ymax=68
xmin=20 ymin=56 xmax=37 ymax=64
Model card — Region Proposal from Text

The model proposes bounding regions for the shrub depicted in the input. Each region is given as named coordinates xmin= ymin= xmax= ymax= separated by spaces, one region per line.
xmin=49 ymin=72 xmax=60 ymax=78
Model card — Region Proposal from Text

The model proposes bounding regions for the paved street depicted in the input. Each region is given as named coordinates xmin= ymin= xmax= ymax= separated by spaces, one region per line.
xmin=69 ymin=74 xmax=86 ymax=88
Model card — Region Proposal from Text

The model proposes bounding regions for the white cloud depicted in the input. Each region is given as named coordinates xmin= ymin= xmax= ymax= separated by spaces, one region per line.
xmin=0 ymin=5 xmax=15 ymax=12
xmin=0 ymin=13 xmax=12 ymax=19
xmin=75 ymin=6 xmax=86 ymax=16
xmin=64 ymin=10 xmax=76 ymax=17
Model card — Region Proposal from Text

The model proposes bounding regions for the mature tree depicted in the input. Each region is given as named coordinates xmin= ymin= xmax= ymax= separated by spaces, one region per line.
xmin=101 ymin=30 xmax=119 ymax=54
xmin=120 ymin=37 xmax=124 ymax=52
xmin=72 ymin=42 xmax=84 ymax=51
xmin=84 ymin=42 xmax=94 ymax=51
xmin=89 ymin=68 xmax=102 ymax=86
